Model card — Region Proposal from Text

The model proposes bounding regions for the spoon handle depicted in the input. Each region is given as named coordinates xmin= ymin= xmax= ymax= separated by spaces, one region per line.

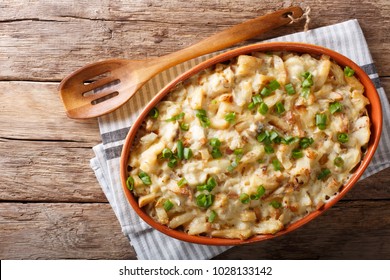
xmin=147 ymin=7 xmax=303 ymax=71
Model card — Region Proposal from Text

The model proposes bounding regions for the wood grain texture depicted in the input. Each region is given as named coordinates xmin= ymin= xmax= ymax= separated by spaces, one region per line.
xmin=0 ymin=81 xmax=100 ymax=143
xmin=0 ymin=0 xmax=389 ymax=81
xmin=0 ymin=0 xmax=389 ymax=260
xmin=214 ymin=200 xmax=390 ymax=259
xmin=0 ymin=139 xmax=106 ymax=202
xmin=0 ymin=203 xmax=136 ymax=259
xmin=1 ymin=200 xmax=389 ymax=259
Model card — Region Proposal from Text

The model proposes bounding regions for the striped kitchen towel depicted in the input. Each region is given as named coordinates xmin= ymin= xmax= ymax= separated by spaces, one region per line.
xmin=90 ymin=19 xmax=390 ymax=260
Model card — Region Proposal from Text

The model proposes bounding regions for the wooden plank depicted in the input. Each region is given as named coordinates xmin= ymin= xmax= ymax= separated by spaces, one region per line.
xmin=344 ymin=168 xmax=390 ymax=201
xmin=1 ymin=136 xmax=388 ymax=202
xmin=0 ymin=80 xmax=107 ymax=202
xmin=0 ymin=80 xmax=388 ymax=202
xmin=0 ymin=81 xmax=100 ymax=143
xmin=382 ymin=77 xmax=390 ymax=95
xmin=0 ymin=77 xmax=388 ymax=144
xmin=0 ymin=0 xmax=389 ymax=81
xmin=0 ymin=139 xmax=107 ymax=202
xmin=1 ymin=200 xmax=389 ymax=259
xmin=215 ymin=200 xmax=390 ymax=260
xmin=0 ymin=203 xmax=136 ymax=259
xmin=1 ymin=136 xmax=389 ymax=201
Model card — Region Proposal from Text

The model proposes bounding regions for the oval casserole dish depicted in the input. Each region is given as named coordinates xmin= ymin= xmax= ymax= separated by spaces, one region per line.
xmin=120 ymin=42 xmax=382 ymax=246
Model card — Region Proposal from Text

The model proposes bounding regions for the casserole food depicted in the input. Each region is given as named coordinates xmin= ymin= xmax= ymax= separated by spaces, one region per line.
xmin=120 ymin=42 xmax=382 ymax=245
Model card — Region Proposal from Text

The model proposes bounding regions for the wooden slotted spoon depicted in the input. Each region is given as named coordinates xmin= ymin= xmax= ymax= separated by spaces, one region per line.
xmin=59 ymin=7 xmax=303 ymax=119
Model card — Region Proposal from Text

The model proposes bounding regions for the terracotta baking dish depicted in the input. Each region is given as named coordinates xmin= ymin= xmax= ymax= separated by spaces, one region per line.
xmin=120 ymin=42 xmax=382 ymax=245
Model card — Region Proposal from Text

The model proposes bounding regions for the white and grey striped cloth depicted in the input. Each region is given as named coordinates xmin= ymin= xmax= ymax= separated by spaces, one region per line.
xmin=90 ymin=19 xmax=390 ymax=260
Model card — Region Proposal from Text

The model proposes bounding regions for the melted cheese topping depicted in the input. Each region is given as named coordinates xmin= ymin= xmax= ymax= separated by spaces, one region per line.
xmin=127 ymin=52 xmax=370 ymax=240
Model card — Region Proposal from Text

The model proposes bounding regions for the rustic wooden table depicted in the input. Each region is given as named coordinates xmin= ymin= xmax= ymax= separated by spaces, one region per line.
xmin=1 ymin=0 xmax=389 ymax=260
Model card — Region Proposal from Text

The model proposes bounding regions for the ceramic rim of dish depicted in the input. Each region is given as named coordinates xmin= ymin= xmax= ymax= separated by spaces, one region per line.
xmin=120 ymin=42 xmax=383 ymax=246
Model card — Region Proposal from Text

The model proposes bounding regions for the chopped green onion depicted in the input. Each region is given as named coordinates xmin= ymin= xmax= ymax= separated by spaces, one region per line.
xmin=316 ymin=113 xmax=327 ymax=130
xmin=226 ymin=165 xmax=235 ymax=172
xmin=126 ymin=176 xmax=134 ymax=191
xmin=208 ymin=210 xmax=217 ymax=223
xmin=211 ymin=147 xmax=223 ymax=159
xmin=177 ymin=178 xmax=188 ymax=187
xmin=269 ymin=131 xmax=279 ymax=142
xmin=299 ymin=137 xmax=314 ymax=149
xmin=317 ymin=168 xmax=331 ymax=180
xmin=234 ymin=148 xmax=244 ymax=155
xmin=166 ymin=112 xmax=185 ymax=122
xmin=264 ymin=145 xmax=274 ymax=154
xmin=200 ymin=116 xmax=210 ymax=127
xmin=161 ymin=148 xmax=173 ymax=159
xmin=329 ymin=102 xmax=343 ymax=114
xmin=180 ymin=122 xmax=189 ymax=131
xmin=252 ymin=94 xmax=262 ymax=105
xmin=167 ymin=157 xmax=178 ymax=168
xmin=302 ymin=77 xmax=313 ymax=88
xmin=260 ymin=87 xmax=272 ymax=97
xmin=285 ymin=83 xmax=296 ymax=95
xmin=224 ymin=112 xmax=236 ymax=123
xmin=257 ymin=185 xmax=266 ymax=197
xmin=197 ymin=184 xmax=209 ymax=191
xmin=301 ymin=72 xmax=313 ymax=99
xmin=270 ymin=200 xmax=282 ymax=209
xmin=209 ymin=138 xmax=221 ymax=148
xmin=163 ymin=200 xmax=174 ymax=211
xmin=138 ymin=171 xmax=152 ymax=185
xmin=207 ymin=177 xmax=217 ymax=189
xmin=195 ymin=109 xmax=210 ymax=127
xmin=301 ymin=72 xmax=311 ymax=79
xmin=196 ymin=193 xmax=214 ymax=208
xmin=250 ymin=185 xmax=266 ymax=200
xmin=301 ymin=71 xmax=313 ymax=84
xmin=273 ymin=136 xmax=282 ymax=144
xmin=282 ymin=136 xmax=299 ymax=145
xmin=344 ymin=66 xmax=355 ymax=77
xmin=149 ymin=107 xmax=159 ymax=119
xmin=280 ymin=137 xmax=289 ymax=145
xmin=301 ymin=87 xmax=311 ymax=99
xmin=195 ymin=109 xmax=207 ymax=117
xmin=239 ymin=193 xmax=250 ymax=204
xmin=257 ymin=131 xmax=269 ymax=143
xmin=334 ymin=157 xmax=344 ymax=167
xmin=183 ymin=147 xmax=193 ymax=160
xmin=258 ymin=102 xmax=269 ymax=115
xmin=227 ymin=158 xmax=239 ymax=172
xmin=337 ymin=133 xmax=349 ymax=143
xmin=177 ymin=140 xmax=184 ymax=160
xmin=248 ymin=102 xmax=255 ymax=110
xmin=272 ymin=159 xmax=282 ymax=171
xmin=275 ymin=102 xmax=285 ymax=115
xmin=175 ymin=112 xmax=185 ymax=120
xmin=268 ymin=80 xmax=281 ymax=91
xmin=292 ymin=149 xmax=304 ymax=159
